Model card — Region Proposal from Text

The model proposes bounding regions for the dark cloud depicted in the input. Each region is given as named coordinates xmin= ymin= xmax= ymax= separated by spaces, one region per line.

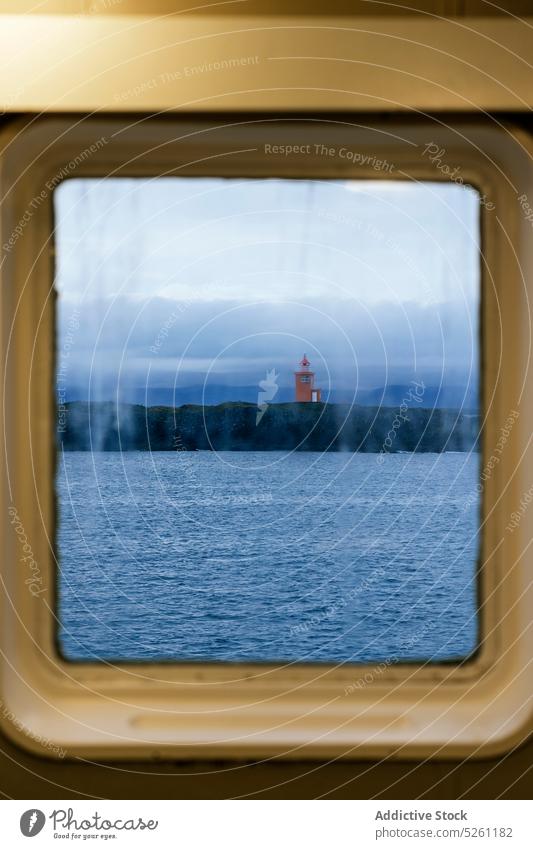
xmin=58 ymin=295 xmax=478 ymax=400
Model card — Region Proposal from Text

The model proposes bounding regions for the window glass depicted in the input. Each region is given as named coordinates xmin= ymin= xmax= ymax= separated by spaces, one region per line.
xmin=55 ymin=177 xmax=480 ymax=663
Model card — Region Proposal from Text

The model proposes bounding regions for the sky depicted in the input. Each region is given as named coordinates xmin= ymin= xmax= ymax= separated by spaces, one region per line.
xmin=54 ymin=176 xmax=480 ymax=403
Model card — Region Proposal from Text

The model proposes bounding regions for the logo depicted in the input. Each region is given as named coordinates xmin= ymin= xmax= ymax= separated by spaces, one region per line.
xmin=20 ymin=809 xmax=46 ymax=837
xmin=256 ymin=368 xmax=279 ymax=425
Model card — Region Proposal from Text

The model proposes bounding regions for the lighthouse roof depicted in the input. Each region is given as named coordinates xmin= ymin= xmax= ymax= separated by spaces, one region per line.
xmin=300 ymin=354 xmax=310 ymax=368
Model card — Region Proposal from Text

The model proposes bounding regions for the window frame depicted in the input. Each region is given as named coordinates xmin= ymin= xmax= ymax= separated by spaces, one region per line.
xmin=0 ymin=115 xmax=531 ymax=761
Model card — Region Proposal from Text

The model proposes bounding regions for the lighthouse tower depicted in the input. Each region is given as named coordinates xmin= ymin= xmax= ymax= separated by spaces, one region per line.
xmin=294 ymin=354 xmax=321 ymax=403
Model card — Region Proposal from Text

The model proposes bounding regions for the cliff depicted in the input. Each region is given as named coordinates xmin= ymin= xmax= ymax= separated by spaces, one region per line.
xmin=58 ymin=401 xmax=480 ymax=453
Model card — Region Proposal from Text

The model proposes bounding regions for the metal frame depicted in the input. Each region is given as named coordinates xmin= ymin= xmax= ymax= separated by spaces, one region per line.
xmin=0 ymin=116 xmax=531 ymax=760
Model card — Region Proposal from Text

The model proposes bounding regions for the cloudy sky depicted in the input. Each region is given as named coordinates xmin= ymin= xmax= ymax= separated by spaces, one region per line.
xmin=54 ymin=176 xmax=480 ymax=402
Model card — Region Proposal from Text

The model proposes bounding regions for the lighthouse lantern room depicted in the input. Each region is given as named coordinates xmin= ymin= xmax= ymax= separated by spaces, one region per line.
xmin=294 ymin=354 xmax=321 ymax=403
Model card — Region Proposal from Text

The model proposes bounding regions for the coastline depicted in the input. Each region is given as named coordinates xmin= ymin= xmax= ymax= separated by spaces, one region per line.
xmin=57 ymin=401 xmax=480 ymax=454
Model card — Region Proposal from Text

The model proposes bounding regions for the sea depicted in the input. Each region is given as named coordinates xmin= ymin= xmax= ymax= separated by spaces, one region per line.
xmin=57 ymin=450 xmax=480 ymax=664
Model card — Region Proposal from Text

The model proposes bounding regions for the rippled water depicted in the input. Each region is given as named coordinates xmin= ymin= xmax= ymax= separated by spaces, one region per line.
xmin=57 ymin=451 xmax=480 ymax=663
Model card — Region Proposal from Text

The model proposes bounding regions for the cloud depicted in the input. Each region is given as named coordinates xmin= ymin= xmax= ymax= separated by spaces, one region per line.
xmin=54 ymin=176 xmax=480 ymax=401
xmin=58 ymin=295 xmax=478 ymax=397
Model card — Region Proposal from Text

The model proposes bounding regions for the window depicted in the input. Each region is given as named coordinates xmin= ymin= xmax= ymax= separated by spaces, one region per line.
xmin=1 ymin=117 xmax=531 ymax=760
xmin=54 ymin=174 xmax=480 ymax=665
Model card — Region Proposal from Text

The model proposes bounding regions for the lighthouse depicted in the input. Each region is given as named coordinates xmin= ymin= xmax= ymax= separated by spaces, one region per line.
xmin=294 ymin=354 xmax=321 ymax=402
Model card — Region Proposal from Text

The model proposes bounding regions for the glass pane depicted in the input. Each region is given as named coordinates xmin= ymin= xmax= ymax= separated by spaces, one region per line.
xmin=54 ymin=176 xmax=480 ymax=663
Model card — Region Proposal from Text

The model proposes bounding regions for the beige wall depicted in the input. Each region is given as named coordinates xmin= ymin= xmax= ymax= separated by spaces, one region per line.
xmin=0 ymin=0 xmax=531 ymax=798
xmin=0 ymin=1 xmax=532 ymax=15
xmin=0 ymin=728 xmax=531 ymax=797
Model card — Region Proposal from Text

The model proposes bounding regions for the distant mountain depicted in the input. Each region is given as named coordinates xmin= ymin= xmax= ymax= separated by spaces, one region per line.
xmin=355 ymin=384 xmax=478 ymax=411
xmin=65 ymin=382 xmax=479 ymax=410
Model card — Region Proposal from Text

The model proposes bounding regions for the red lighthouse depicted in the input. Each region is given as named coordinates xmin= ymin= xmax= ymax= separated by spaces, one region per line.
xmin=294 ymin=354 xmax=321 ymax=402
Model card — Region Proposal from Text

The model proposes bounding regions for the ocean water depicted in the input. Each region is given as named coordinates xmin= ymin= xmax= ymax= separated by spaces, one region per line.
xmin=56 ymin=451 xmax=480 ymax=663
